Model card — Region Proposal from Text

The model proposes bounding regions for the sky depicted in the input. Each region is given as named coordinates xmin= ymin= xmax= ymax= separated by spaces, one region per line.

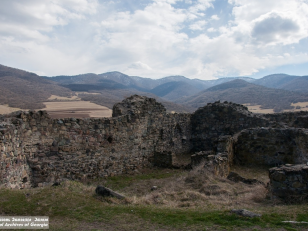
xmin=1 ymin=0 xmax=308 ymax=80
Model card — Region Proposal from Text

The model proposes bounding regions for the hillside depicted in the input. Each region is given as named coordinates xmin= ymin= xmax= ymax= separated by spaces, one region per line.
xmin=0 ymin=65 xmax=193 ymax=113
xmin=48 ymin=72 xmax=258 ymax=96
xmin=47 ymin=72 xmax=149 ymax=92
xmin=77 ymin=89 xmax=194 ymax=113
xmin=150 ymin=81 xmax=201 ymax=101
xmin=3 ymin=63 xmax=308 ymax=114
xmin=178 ymin=79 xmax=308 ymax=112
xmin=0 ymin=64 xmax=73 ymax=109
xmin=253 ymin=74 xmax=308 ymax=93
xmin=253 ymin=74 xmax=299 ymax=88
xmin=279 ymin=76 xmax=308 ymax=92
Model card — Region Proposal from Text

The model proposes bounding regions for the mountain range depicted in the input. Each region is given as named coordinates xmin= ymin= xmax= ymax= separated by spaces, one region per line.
xmin=1 ymin=63 xmax=308 ymax=113
xmin=177 ymin=79 xmax=308 ymax=112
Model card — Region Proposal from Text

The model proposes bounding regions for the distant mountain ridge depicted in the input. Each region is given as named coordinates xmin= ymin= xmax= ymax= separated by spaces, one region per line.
xmin=150 ymin=81 xmax=200 ymax=101
xmin=43 ymin=70 xmax=308 ymax=112
xmin=47 ymin=72 xmax=258 ymax=92
xmin=177 ymin=79 xmax=308 ymax=112
xmin=2 ymin=63 xmax=308 ymax=114
xmin=254 ymin=73 xmax=308 ymax=93
xmin=46 ymin=72 xmax=263 ymax=102
xmin=0 ymin=64 xmax=193 ymax=113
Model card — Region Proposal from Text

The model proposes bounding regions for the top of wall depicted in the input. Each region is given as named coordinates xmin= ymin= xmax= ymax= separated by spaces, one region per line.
xmin=112 ymin=94 xmax=166 ymax=117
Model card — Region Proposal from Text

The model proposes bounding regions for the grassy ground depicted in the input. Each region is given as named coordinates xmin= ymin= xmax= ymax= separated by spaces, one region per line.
xmin=0 ymin=167 xmax=308 ymax=231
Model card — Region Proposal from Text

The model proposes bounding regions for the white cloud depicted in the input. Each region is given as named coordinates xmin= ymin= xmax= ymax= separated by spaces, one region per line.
xmin=128 ymin=61 xmax=152 ymax=70
xmin=251 ymin=12 xmax=302 ymax=45
xmin=207 ymin=27 xmax=216 ymax=32
xmin=211 ymin=14 xmax=219 ymax=20
xmin=187 ymin=0 xmax=214 ymax=17
xmin=1 ymin=0 xmax=308 ymax=80
xmin=189 ymin=20 xmax=207 ymax=30
xmin=93 ymin=0 xmax=189 ymax=77
xmin=228 ymin=0 xmax=308 ymax=45
xmin=0 ymin=0 xmax=98 ymax=42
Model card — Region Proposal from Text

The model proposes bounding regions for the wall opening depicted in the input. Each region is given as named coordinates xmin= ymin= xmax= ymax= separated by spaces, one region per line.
xmin=107 ymin=136 xmax=113 ymax=143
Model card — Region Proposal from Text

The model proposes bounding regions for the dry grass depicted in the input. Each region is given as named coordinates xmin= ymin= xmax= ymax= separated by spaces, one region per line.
xmin=93 ymin=165 xmax=270 ymax=212
xmin=1 ymin=167 xmax=308 ymax=230
xmin=230 ymin=165 xmax=270 ymax=184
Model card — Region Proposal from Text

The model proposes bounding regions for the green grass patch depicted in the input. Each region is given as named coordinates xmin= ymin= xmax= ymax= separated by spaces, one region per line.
xmin=103 ymin=169 xmax=181 ymax=190
xmin=1 ymin=184 xmax=308 ymax=230
xmin=1 ymin=169 xmax=308 ymax=230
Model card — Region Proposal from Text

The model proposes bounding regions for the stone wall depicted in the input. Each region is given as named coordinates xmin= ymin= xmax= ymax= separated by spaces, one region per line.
xmin=234 ymin=128 xmax=308 ymax=166
xmin=0 ymin=117 xmax=31 ymax=189
xmin=1 ymin=95 xmax=308 ymax=189
xmin=264 ymin=111 xmax=308 ymax=128
xmin=0 ymin=96 xmax=192 ymax=188
xmin=191 ymin=101 xmax=273 ymax=152
xmin=269 ymin=164 xmax=308 ymax=201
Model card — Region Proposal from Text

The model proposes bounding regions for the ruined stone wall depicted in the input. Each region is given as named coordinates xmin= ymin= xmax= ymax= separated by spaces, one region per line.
xmin=0 ymin=96 xmax=192 ymax=188
xmin=234 ymin=128 xmax=308 ymax=166
xmin=191 ymin=101 xmax=273 ymax=152
xmin=264 ymin=111 xmax=308 ymax=128
xmin=0 ymin=115 xmax=32 ymax=189
xmin=2 ymin=95 xmax=308 ymax=189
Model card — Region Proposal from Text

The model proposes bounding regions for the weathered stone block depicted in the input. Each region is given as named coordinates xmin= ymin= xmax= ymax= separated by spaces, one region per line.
xmin=269 ymin=164 xmax=308 ymax=202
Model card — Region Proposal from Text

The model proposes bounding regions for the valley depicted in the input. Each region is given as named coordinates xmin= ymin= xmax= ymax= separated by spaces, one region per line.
xmin=2 ymin=64 xmax=308 ymax=117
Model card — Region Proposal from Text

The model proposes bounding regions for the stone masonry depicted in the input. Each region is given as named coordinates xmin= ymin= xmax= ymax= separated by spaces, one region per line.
xmin=234 ymin=128 xmax=308 ymax=166
xmin=191 ymin=101 xmax=273 ymax=152
xmin=0 ymin=96 xmax=191 ymax=188
xmin=1 ymin=95 xmax=308 ymax=189
xmin=269 ymin=164 xmax=308 ymax=201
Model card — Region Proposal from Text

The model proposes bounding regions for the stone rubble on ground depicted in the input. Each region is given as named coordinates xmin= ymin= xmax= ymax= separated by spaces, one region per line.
xmin=95 ymin=185 xmax=125 ymax=199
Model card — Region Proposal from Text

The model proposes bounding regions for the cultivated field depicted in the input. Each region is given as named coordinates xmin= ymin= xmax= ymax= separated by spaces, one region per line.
xmin=43 ymin=101 xmax=112 ymax=118
xmin=244 ymin=102 xmax=308 ymax=114
xmin=243 ymin=104 xmax=275 ymax=114
xmin=0 ymin=95 xmax=112 ymax=118
xmin=0 ymin=104 xmax=22 ymax=114
xmin=47 ymin=95 xmax=80 ymax=101
xmin=284 ymin=102 xmax=308 ymax=112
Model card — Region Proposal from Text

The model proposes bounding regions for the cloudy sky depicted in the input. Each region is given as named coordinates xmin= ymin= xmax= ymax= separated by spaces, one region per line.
xmin=1 ymin=0 xmax=308 ymax=80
